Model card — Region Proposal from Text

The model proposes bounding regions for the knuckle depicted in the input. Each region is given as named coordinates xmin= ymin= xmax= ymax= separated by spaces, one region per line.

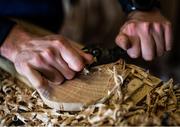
xmin=52 ymin=37 xmax=68 ymax=50
xmin=128 ymin=23 xmax=136 ymax=31
xmin=154 ymin=23 xmax=161 ymax=32
xmin=129 ymin=22 xmax=136 ymax=28
xmin=52 ymin=40 xmax=62 ymax=48
xmin=142 ymin=22 xmax=150 ymax=33
xmin=43 ymin=47 xmax=54 ymax=58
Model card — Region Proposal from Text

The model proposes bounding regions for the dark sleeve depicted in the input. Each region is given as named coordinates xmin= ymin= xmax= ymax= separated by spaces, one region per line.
xmin=118 ymin=0 xmax=130 ymax=12
xmin=0 ymin=0 xmax=62 ymax=17
xmin=118 ymin=0 xmax=160 ymax=13
xmin=0 ymin=19 xmax=16 ymax=47
xmin=0 ymin=0 xmax=63 ymax=47
xmin=0 ymin=0 xmax=64 ymax=31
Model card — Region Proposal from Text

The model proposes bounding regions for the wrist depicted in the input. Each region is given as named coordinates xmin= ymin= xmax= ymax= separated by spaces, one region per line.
xmin=0 ymin=24 xmax=32 ymax=62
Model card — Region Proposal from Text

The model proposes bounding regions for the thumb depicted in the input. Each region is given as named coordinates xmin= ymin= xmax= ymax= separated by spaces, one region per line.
xmin=115 ymin=33 xmax=131 ymax=50
xmin=17 ymin=63 xmax=53 ymax=100
xmin=15 ymin=62 xmax=47 ymax=91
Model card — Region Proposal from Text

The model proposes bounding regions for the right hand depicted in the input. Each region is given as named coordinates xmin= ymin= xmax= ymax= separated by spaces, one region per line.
xmin=0 ymin=25 xmax=93 ymax=89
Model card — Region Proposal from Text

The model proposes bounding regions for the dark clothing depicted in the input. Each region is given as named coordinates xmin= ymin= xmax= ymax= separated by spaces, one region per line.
xmin=0 ymin=0 xmax=64 ymax=47
xmin=0 ymin=18 xmax=15 ymax=45
xmin=0 ymin=0 xmax=64 ymax=31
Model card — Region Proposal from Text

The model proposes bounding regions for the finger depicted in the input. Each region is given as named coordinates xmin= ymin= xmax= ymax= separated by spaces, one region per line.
xmin=53 ymin=40 xmax=85 ymax=72
xmin=14 ymin=51 xmax=47 ymax=89
xmin=164 ymin=22 xmax=173 ymax=51
xmin=56 ymin=56 xmax=76 ymax=80
xmin=138 ymin=23 xmax=156 ymax=61
xmin=74 ymin=47 xmax=94 ymax=64
xmin=29 ymin=53 xmax=64 ymax=84
xmin=115 ymin=33 xmax=131 ymax=50
xmin=40 ymin=49 xmax=76 ymax=80
xmin=152 ymin=23 xmax=165 ymax=56
xmin=60 ymin=47 xmax=85 ymax=72
xmin=119 ymin=23 xmax=141 ymax=58
xmin=126 ymin=36 xmax=141 ymax=59
xmin=15 ymin=62 xmax=46 ymax=90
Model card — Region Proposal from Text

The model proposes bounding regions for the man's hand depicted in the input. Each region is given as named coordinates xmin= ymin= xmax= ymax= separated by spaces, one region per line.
xmin=115 ymin=9 xmax=173 ymax=61
xmin=0 ymin=25 xmax=93 ymax=89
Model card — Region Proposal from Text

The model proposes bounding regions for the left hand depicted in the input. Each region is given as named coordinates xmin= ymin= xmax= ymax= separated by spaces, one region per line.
xmin=115 ymin=9 xmax=173 ymax=61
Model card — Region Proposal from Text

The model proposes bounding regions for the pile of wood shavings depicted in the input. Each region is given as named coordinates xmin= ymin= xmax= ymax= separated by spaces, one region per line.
xmin=0 ymin=63 xmax=180 ymax=126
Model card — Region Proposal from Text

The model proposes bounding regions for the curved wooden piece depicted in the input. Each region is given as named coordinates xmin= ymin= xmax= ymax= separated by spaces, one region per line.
xmin=0 ymin=56 xmax=125 ymax=111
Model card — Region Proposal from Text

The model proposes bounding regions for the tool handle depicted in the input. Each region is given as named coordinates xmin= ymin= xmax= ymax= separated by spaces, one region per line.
xmin=83 ymin=46 xmax=128 ymax=67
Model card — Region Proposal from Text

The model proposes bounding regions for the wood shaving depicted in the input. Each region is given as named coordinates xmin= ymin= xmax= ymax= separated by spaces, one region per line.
xmin=0 ymin=60 xmax=179 ymax=126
